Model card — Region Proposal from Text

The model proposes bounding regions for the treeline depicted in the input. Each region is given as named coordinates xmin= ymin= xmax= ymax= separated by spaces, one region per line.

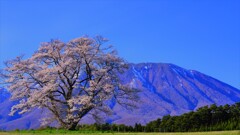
xmin=145 ymin=102 xmax=240 ymax=132
xmin=44 ymin=102 xmax=240 ymax=132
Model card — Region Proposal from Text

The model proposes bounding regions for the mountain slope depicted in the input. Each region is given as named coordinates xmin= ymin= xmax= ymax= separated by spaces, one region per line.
xmin=0 ymin=63 xmax=240 ymax=130
xmin=127 ymin=63 xmax=240 ymax=109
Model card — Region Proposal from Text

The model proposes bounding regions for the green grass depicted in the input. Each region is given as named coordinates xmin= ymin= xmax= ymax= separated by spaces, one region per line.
xmin=0 ymin=130 xmax=239 ymax=135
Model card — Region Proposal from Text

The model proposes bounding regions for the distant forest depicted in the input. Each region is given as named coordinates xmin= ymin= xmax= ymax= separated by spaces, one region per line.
xmin=72 ymin=102 xmax=240 ymax=132
xmin=144 ymin=102 xmax=240 ymax=132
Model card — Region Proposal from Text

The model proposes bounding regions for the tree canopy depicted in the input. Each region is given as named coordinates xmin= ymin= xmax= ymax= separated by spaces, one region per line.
xmin=1 ymin=36 xmax=137 ymax=130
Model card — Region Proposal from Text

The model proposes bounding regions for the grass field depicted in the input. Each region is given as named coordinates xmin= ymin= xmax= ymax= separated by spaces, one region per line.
xmin=0 ymin=130 xmax=239 ymax=135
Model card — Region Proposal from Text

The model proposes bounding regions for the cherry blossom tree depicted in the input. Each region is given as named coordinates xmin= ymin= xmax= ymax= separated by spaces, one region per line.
xmin=1 ymin=36 xmax=137 ymax=130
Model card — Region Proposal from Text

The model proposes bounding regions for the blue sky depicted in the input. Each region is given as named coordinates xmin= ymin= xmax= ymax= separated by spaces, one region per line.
xmin=0 ymin=0 xmax=240 ymax=89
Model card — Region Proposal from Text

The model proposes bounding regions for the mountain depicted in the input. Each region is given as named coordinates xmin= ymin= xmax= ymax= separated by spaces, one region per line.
xmin=1 ymin=63 xmax=240 ymax=130
xmin=0 ymin=88 xmax=22 ymax=128
xmin=0 ymin=88 xmax=10 ymax=103
xmin=109 ymin=63 xmax=240 ymax=125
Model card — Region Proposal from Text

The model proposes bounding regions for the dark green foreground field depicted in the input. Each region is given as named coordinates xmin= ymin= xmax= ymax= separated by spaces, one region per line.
xmin=0 ymin=130 xmax=239 ymax=135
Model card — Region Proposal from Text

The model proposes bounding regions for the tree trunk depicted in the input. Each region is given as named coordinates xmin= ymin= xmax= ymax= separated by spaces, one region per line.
xmin=68 ymin=122 xmax=78 ymax=130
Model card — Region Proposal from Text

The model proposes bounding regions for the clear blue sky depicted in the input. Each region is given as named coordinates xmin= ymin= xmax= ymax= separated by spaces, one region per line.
xmin=0 ymin=0 xmax=240 ymax=89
